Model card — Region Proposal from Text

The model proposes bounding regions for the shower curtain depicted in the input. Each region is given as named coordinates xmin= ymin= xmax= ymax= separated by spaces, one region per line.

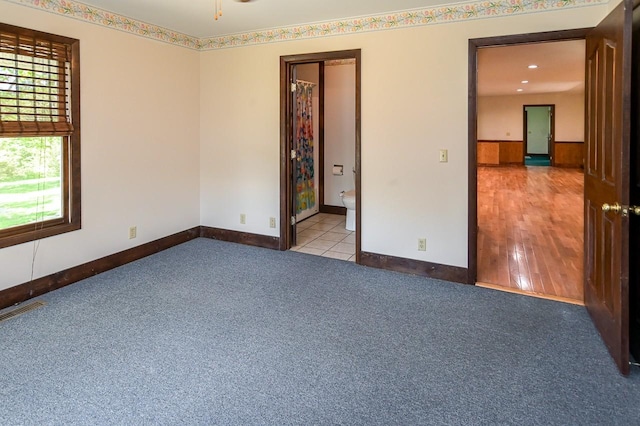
xmin=295 ymin=81 xmax=316 ymax=214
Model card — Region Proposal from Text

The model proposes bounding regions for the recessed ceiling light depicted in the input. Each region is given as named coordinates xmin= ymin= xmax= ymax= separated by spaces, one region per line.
xmin=521 ymin=80 xmax=529 ymax=84
xmin=517 ymin=88 xmax=524 ymax=92
xmin=528 ymin=65 xmax=538 ymax=69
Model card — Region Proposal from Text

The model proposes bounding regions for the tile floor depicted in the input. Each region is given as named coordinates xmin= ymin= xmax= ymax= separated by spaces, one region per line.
xmin=290 ymin=213 xmax=355 ymax=262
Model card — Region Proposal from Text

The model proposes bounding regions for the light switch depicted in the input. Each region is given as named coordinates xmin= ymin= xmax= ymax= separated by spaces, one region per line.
xmin=439 ymin=149 xmax=448 ymax=163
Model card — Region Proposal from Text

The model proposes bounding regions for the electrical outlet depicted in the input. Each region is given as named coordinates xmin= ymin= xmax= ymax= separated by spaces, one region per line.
xmin=269 ymin=217 xmax=276 ymax=228
xmin=439 ymin=149 xmax=448 ymax=163
xmin=418 ymin=238 xmax=426 ymax=251
xmin=129 ymin=226 xmax=137 ymax=239
xmin=240 ymin=214 xmax=246 ymax=224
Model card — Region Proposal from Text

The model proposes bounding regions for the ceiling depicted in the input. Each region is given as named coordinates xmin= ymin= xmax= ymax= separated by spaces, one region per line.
xmin=478 ymin=40 xmax=586 ymax=97
xmin=42 ymin=0 xmax=586 ymax=97
xmin=77 ymin=0 xmax=459 ymax=39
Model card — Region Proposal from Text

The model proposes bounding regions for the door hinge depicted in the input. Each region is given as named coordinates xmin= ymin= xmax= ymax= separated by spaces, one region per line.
xmin=291 ymin=216 xmax=296 ymax=226
xmin=291 ymin=149 xmax=296 ymax=160
xmin=291 ymin=82 xmax=296 ymax=92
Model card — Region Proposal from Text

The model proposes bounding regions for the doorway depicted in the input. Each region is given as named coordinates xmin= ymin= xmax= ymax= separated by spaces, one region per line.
xmin=471 ymin=34 xmax=587 ymax=303
xmin=524 ymin=104 xmax=554 ymax=166
xmin=279 ymin=49 xmax=362 ymax=262
xmin=470 ymin=2 xmax=639 ymax=375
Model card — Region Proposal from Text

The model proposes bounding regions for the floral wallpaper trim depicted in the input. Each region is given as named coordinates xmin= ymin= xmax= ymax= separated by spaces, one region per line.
xmin=199 ymin=0 xmax=605 ymax=50
xmin=4 ymin=0 xmax=607 ymax=51
xmin=4 ymin=0 xmax=201 ymax=49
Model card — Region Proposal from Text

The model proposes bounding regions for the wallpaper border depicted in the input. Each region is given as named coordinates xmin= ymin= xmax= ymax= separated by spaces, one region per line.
xmin=3 ymin=0 xmax=607 ymax=50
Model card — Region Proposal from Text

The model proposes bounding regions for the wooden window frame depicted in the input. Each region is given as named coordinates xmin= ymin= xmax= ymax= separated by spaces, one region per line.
xmin=0 ymin=23 xmax=81 ymax=249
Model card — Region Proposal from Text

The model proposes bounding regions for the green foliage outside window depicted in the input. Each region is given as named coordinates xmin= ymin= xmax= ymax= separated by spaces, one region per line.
xmin=0 ymin=137 xmax=63 ymax=230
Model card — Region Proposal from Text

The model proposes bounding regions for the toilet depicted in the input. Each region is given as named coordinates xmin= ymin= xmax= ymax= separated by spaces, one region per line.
xmin=340 ymin=190 xmax=356 ymax=231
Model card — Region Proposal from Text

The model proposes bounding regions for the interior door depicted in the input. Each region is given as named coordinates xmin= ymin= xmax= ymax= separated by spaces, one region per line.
xmin=630 ymin=2 xmax=640 ymax=364
xmin=525 ymin=106 xmax=552 ymax=155
xmin=584 ymin=0 xmax=633 ymax=375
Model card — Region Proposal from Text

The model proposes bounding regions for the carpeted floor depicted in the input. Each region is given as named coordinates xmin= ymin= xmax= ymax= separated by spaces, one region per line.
xmin=0 ymin=238 xmax=638 ymax=425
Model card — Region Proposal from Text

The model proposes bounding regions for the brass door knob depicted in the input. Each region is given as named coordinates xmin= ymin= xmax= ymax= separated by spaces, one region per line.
xmin=602 ymin=202 xmax=622 ymax=213
xmin=631 ymin=206 xmax=640 ymax=216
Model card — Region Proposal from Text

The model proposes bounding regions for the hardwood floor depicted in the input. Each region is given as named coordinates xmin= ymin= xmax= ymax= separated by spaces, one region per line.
xmin=477 ymin=166 xmax=584 ymax=302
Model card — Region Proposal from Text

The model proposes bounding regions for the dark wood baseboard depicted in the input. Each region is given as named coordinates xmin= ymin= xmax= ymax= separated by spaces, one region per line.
xmin=1 ymin=227 xmax=467 ymax=312
xmin=200 ymin=226 xmax=280 ymax=250
xmin=360 ymin=251 xmax=468 ymax=284
xmin=319 ymin=205 xmax=346 ymax=215
xmin=0 ymin=227 xmax=201 ymax=311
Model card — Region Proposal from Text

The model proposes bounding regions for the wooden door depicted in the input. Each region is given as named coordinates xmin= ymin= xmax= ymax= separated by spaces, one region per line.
xmin=584 ymin=0 xmax=633 ymax=376
xmin=630 ymin=2 xmax=640 ymax=364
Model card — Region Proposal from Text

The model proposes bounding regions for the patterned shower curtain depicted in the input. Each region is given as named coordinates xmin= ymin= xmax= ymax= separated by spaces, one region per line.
xmin=295 ymin=81 xmax=316 ymax=214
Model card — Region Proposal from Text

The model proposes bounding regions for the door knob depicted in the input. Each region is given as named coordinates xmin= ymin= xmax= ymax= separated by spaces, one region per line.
xmin=602 ymin=202 xmax=622 ymax=213
xmin=602 ymin=203 xmax=640 ymax=217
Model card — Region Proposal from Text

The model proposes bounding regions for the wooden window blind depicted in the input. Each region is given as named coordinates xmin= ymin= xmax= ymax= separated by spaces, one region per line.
xmin=0 ymin=27 xmax=74 ymax=136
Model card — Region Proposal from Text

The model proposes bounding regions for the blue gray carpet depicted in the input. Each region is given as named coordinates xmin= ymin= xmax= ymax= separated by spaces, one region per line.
xmin=0 ymin=238 xmax=638 ymax=425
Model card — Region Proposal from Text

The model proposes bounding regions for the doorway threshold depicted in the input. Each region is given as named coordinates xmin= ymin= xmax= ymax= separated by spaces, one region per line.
xmin=476 ymin=282 xmax=584 ymax=306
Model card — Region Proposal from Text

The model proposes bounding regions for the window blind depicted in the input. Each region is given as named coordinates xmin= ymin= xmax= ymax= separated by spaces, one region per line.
xmin=0 ymin=28 xmax=74 ymax=136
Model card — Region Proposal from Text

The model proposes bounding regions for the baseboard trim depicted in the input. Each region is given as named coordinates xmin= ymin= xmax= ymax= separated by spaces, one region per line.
xmin=200 ymin=226 xmax=280 ymax=250
xmin=1 ymin=228 xmax=469 ymax=311
xmin=0 ymin=227 xmax=201 ymax=311
xmin=320 ymin=205 xmax=347 ymax=215
xmin=360 ymin=251 xmax=468 ymax=284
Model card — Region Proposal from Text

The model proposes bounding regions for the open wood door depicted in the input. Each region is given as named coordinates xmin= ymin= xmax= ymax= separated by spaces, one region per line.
xmin=630 ymin=1 xmax=640 ymax=365
xmin=584 ymin=0 xmax=633 ymax=376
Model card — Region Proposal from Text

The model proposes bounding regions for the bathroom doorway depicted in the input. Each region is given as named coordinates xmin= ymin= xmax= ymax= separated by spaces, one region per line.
xmin=279 ymin=49 xmax=362 ymax=262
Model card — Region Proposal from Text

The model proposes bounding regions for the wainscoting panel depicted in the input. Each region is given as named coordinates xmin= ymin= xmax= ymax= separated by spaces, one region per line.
xmin=554 ymin=141 xmax=584 ymax=168
xmin=477 ymin=141 xmax=500 ymax=165
xmin=478 ymin=140 xmax=524 ymax=166
xmin=499 ymin=141 xmax=524 ymax=165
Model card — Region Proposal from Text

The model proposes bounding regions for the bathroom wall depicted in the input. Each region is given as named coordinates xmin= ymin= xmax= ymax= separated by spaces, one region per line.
xmin=324 ymin=62 xmax=356 ymax=207
xmin=294 ymin=64 xmax=320 ymax=221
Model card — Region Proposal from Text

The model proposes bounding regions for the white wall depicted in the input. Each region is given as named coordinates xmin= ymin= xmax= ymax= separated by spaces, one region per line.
xmin=324 ymin=63 xmax=356 ymax=207
xmin=0 ymin=2 xmax=201 ymax=291
xmin=199 ymin=6 xmax=608 ymax=268
xmin=478 ymin=92 xmax=585 ymax=142
xmin=0 ymin=1 xmax=610 ymax=294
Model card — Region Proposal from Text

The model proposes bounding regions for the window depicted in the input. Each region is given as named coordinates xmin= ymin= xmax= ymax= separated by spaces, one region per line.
xmin=0 ymin=23 xmax=80 ymax=249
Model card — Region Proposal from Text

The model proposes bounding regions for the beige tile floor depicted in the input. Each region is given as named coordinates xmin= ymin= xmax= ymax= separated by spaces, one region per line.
xmin=290 ymin=213 xmax=355 ymax=262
